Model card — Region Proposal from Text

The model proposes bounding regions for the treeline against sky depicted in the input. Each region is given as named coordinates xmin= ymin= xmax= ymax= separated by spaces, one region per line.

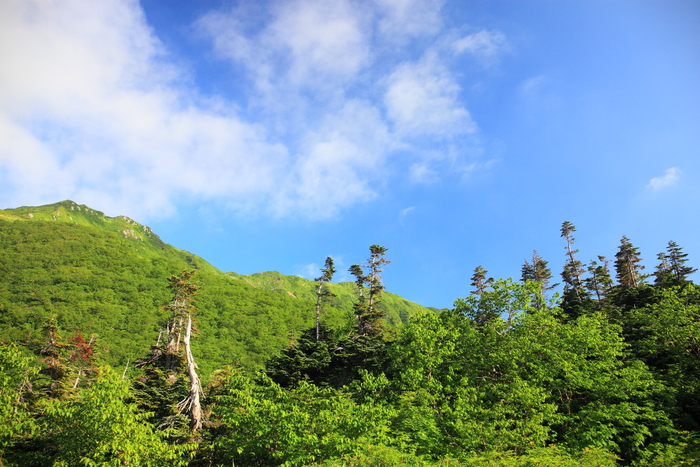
xmin=2 ymin=219 xmax=700 ymax=465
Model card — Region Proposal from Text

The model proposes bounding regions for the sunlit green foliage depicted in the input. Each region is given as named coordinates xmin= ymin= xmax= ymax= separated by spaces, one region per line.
xmin=0 ymin=344 xmax=39 ymax=464
xmin=37 ymin=367 xmax=193 ymax=466
xmin=388 ymin=280 xmax=678 ymax=463
xmin=0 ymin=204 xmax=430 ymax=379
xmin=2 ymin=201 xmax=700 ymax=465
xmin=211 ymin=370 xmax=396 ymax=466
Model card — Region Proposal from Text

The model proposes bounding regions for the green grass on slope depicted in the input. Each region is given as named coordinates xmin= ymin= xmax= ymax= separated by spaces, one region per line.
xmin=1 ymin=200 xmax=218 ymax=271
xmin=228 ymin=270 xmax=437 ymax=328
xmin=0 ymin=220 xmax=336 ymax=377
xmin=0 ymin=201 xmax=435 ymax=379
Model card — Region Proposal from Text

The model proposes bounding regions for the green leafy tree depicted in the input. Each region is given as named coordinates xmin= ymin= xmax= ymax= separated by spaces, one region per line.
xmin=38 ymin=367 xmax=192 ymax=466
xmin=390 ymin=279 xmax=677 ymax=464
xmin=388 ymin=302 xmax=555 ymax=459
xmin=455 ymin=278 xmax=545 ymax=329
xmin=627 ymin=284 xmax=700 ymax=431
xmin=0 ymin=344 xmax=39 ymax=464
xmin=212 ymin=370 xmax=395 ymax=466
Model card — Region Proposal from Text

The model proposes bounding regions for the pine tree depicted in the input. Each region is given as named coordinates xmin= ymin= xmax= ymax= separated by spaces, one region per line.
xmin=614 ymin=236 xmax=644 ymax=289
xmin=654 ymin=252 xmax=672 ymax=288
xmin=667 ymin=241 xmax=696 ymax=282
xmin=560 ymin=221 xmax=586 ymax=299
xmin=521 ymin=251 xmax=556 ymax=295
xmin=471 ymin=265 xmax=494 ymax=295
xmin=39 ymin=316 xmax=71 ymax=399
xmin=349 ymin=245 xmax=390 ymax=337
xmin=38 ymin=317 xmax=97 ymax=398
xmin=314 ymin=257 xmax=336 ymax=341
xmin=135 ymin=270 xmax=203 ymax=433
xmin=165 ymin=270 xmax=203 ymax=431
xmin=654 ymin=241 xmax=697 ymax=287
xmin=585 ymin=256 xmax=614 ymax=306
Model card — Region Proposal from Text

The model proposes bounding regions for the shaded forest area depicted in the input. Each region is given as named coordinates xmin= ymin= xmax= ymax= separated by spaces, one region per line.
xmin=2 ymin=210 xmax=700 ymax=465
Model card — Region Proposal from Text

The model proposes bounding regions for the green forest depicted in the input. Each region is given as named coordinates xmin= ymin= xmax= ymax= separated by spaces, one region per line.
xmin=1 ymin=201 xmax=699 ymax=466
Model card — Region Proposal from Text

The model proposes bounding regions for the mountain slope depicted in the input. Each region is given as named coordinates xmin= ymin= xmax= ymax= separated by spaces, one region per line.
xmin=228 ymin=271 xmax=434 ymax=328
xmin=0 ymin=201 xmax=433 ymax=378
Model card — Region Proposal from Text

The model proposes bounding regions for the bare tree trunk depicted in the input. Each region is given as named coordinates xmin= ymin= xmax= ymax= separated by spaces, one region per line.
xmin=183 ymin=314 xmax=203 ymax=430
xmin=315 ymin=283 xmax=322 ymax=340
xmin=121 ymin=358 xmax=130 ymax=380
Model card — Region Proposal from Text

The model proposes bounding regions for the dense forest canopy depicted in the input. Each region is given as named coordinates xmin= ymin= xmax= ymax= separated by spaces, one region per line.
xmin=1 ymin=202 xmax=700 ymax=466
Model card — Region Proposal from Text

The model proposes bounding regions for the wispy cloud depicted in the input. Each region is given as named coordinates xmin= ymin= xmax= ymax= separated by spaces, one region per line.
xmin=409 ymin=163 xmax=440 ymax=183
xmin=647 ymin=167 xmax=681 ymax=192
xmin=0 ymin=0 xmax=500 ymax=220
xmin=398 ymin=206 xmax=416 ymax=225
xmin=453 ymin=30 xmax=509 ymax=65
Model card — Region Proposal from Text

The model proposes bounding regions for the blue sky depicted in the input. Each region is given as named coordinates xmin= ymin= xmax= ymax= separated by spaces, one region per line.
xmin=1 ymin=0 xmax=699 ymax=309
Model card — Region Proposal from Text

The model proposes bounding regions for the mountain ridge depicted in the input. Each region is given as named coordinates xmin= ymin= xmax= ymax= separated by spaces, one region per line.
xmin=0 ymin=200 xmax=433 ymax=377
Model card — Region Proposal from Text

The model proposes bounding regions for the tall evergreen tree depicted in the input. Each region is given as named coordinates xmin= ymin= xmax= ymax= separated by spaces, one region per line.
xmin=521 ymin=251 xmax=556 ymax=297
xmin=560 ymin=221 xmax=586 ymax=299
xmin=349 ymin=245 xmax=390 ymax=337
xmin=164 ymin=270 xmax=203 ymax=431
xmin=654 ymin=241 xmax=697 ymax=288
xmin=654 ymin=252 xmax=672 ymax=288
xmin=471 ymin=265 xmax=494 ymax=295
xmin=614 ymin=236 xmax=645 ymax=289
xmin=135 ymin=270 xmax=203 ymax=433
xmin=585 ymin=256 xmax=614 ymax=306
xmin=314 ymin=257 xmax=336 ymax=341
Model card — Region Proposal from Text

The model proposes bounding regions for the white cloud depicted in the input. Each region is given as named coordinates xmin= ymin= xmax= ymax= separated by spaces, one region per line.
xmin=376 ymin=0 xmax=446 ymax=41
xmin=0 ymin=0 xmax=290 ymax=218
xmin=384 ymin=54 xmax=476 ymax=138
xmin=409 ymin=163 xmax=440 ymax=183
xmin=647 ymin=167 xmax=681 ymax=191
xmin=198 ymin=0 xmax=371 ymax=97
xmin=453 ymin=30 xmax=509 ymax=63
xmin=0 ymin=0 xmax=498 ymax=220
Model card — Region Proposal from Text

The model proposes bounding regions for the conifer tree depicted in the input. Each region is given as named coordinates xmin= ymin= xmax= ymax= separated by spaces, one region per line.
xmin=38 ymin=317 xmax=97 ymax=398
xmin=654 ymin=252 xmax=672 ymax=288
xmin=349 ymin=245 xmax=390 ymax=336
xmin=560 ymin=221 xmax=586 ymax=299
xmin=471 ymin=265 xmax=494 ymax=295
xmin=135 ymin=270 xmax=203 ymax=432
xmin=39 ymin=316 xmax=70 ymax=398
xmin=654 ymin=241 xmax=697 ymax=287
xmin=585 ymin=256 xmax=614 ymax=306
xmin=314 ymin=257 xmax=336 ymax=340
xmin=614 ymin=236 xmax=645 ymax=289
xmin=521 ymin=251 xmax=556 ymax=296
xmin=367 ymin=245 xmax=390 ymax=315
xmin=164 ymin=270 xmax=203 ymax=431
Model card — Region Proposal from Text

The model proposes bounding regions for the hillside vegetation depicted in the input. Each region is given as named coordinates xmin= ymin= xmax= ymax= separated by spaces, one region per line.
xmin=1 ymin=203 xmax=700 ymax=466
xmin=0 ymin=201 xmax=428 ymax=376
